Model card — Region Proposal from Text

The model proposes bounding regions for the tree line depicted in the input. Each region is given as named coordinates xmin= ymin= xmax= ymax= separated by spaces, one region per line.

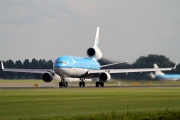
xmin=0 ymin=54 xmax=180 ymax=80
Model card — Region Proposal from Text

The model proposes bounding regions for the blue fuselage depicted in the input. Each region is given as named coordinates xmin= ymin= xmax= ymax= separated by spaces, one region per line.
xmin=156 ymin=74 xmax=180 ymax=80
xmin=53 ymin=56 xmax=100 ymax=77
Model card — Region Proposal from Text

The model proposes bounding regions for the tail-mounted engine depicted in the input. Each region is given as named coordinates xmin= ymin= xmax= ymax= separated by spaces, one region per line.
xmin=42 ymin=72 xmax=53 ymax=82
xmin=99 ymin=72 xmax=111 ymax=82
xmin=87 ymin=47 xmax=102 ymax=60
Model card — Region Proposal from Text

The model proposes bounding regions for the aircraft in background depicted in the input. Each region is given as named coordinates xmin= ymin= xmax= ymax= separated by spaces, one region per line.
xmin=149 ymin=63 xmax=180 ymax=81
xmin=1 ymin=27 xmax=178 ymax=87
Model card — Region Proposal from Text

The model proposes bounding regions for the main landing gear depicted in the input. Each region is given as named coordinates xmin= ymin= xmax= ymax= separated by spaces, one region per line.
xmin=58 ymin=76 xmax=105 ymax=88
xmin=79 ymin=78 xmax=85 ymax=87
xmin=79 ymin=78 xmax=105 ymax=87
xmin=95 ymin=81 xmax=104 ymax=87
xmin=59 ymin=76 xmax=68 ymax=87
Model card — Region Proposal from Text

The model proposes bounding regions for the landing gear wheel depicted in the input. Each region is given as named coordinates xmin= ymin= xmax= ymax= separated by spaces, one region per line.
xmin=64 ymin=82 xmax=68 ymax=87
xmin=79 ymin=82 xmax=82 ymax=87
xmin=59 ymin=82 xmax=68 ymax=87
xmin=59 ymin=82 xmax=64 ymax=87
xmin=96 ymin=82 xmax=104 ymax=87
xmin=59 ymin=75 xmax=68 ymax=88
xmin=82 ymin=82 xmax=85 ymax=87
xmin=100 ymin=82 xmax=104 ymax=87
xmin=79 ymin=82 xmax=85 ymax=87
xmin=96 ymin=82 xmax=99 ymax=87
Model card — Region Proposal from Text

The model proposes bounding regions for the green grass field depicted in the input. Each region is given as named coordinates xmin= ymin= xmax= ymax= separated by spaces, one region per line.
xmin=0 ymin=86 xmax=180 ymax=119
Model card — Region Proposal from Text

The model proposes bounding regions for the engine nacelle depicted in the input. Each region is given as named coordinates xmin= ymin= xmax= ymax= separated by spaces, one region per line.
xmin=87 ymin=47 xmax=102 ymax=60
xmin=42 ymin=72 xmax=53 ymax=83
xmin=99 ymin=72 xmax=111 ymax=82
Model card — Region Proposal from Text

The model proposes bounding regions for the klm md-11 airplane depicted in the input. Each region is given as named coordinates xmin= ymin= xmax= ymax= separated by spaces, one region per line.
xmin=1 ymin=27 xmax=177 ymax=87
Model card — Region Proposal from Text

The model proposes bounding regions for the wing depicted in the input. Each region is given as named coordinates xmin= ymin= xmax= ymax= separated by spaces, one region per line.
xmin=2 ymin=68 xmax=53 ymax=73
xmin=1 ymin=62 xmax=53 ymax=73
xmin=88 ymin=67 xmax=175 ymax=74
xmin=89 ymin=61 xmax=178 ymax=74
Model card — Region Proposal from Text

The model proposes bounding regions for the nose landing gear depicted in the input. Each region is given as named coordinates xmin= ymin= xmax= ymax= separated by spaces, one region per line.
xmin=79 ymin=78 xmax=85 ymax=87
xmin=59 ymin=82 xmax=68 ymax=87
xmin=59 ymin=76 xmax=68 ymax=87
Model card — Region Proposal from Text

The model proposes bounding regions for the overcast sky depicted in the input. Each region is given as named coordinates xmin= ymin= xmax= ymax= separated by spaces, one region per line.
xmin=0 ymin=0 xmax=180 ymax=63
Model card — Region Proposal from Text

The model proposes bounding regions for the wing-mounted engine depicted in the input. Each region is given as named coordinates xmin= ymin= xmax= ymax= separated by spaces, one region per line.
xmin=42 ymin=72 xmax=53 ymax=82
xmin=99 ymin=72 xmax=111 ymax=82
xmin=87 ymin=47 xmax=102 ymax=60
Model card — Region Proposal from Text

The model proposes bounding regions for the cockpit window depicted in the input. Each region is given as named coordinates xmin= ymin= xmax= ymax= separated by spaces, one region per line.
xmin=56 ymin=61 xmax=66 ymax=64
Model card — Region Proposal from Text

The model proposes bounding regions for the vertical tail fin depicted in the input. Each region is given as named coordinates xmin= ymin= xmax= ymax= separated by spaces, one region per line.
xmin=154 ymin=63 xmax=165 ymax=76
xmin=87 ymin=27 xmax=102 ymax=60
xmin=93 ymin=27 xmax=100 ymax=48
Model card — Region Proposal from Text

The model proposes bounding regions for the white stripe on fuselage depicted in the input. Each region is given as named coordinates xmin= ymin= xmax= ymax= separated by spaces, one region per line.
xmin=54 ymin=68 xmax=89 ymax=77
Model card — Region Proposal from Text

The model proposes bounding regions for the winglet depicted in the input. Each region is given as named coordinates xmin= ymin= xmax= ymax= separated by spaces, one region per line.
xmin=1 ymin=61 xmax=4 ymax=70
xmin=93 ymin=27 xmax=100 ymax=48
xmin=173 ymin=61 xmax=178 ymax=70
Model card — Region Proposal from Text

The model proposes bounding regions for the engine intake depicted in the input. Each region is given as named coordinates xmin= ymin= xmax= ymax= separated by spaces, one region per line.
xmin=99 ymin=72 xmax=111 ymax=82
xmin=42 ymin=72 xmax=53 ymax=82
xmin=87 ymin=47 xmax=102 ymax=60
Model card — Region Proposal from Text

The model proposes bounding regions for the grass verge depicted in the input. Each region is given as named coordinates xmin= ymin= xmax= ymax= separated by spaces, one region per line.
xmin=0 ymin=87 xmax=180 ymax=119
xmin=34 ymin=110 xmax=180 ymax=120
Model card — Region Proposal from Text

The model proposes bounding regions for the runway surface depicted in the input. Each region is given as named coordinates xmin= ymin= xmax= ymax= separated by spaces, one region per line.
xmin=1 ymin=80 xmax=180 ymax=90
xmin=0 ymin=85 xmax=180 ymax=90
